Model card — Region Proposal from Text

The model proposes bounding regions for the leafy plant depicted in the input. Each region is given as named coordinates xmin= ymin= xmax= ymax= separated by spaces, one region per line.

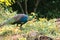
xmin=0 ymin=5 xmax=17 ymax=23
xmin=0 ymin=0 xmax=15 ymax=6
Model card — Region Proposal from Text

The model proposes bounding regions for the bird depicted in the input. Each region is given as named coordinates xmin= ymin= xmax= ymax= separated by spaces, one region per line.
xmin=0 ymin=14 xmax=30 ymax=30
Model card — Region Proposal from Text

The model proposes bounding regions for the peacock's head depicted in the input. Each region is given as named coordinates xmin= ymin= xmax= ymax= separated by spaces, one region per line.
xmin=27 ymin=12 xmax=37 ymax=21
xmin=28 ymin=16 xmax=34 ymax=21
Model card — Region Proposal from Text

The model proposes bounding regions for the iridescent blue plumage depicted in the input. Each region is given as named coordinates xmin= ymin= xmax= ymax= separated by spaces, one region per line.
xmin=12 ymin=14 xmax=28 ymax=24
xmin=0 ymin=14 xmax=29 ymax=29
xmin=19 ymin=15 xmax=28 ymax=23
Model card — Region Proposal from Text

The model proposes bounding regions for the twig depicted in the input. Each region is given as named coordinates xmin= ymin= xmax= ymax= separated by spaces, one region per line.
xmin=16 ymin=0 xmax=24 ymax=13
xmin=25 ymin=0 xmax=28 ymax=14
xmin=34 ymin=0 xmax=40 ymax=12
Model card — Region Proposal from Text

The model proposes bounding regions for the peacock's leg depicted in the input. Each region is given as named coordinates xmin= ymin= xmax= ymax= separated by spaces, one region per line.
xmin=20 ymin=24 xmax=23 ymax=30
xmin=17 ymin=24 xmax=18 ymax=27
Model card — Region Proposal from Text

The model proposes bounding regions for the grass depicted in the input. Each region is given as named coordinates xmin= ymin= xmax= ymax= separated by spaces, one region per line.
xmin=0 ymin=18 xmax=60 ymax=40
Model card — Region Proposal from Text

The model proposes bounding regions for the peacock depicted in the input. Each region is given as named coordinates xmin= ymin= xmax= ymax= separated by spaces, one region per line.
xmin=0 ymin=14 xmax=32 ymax=30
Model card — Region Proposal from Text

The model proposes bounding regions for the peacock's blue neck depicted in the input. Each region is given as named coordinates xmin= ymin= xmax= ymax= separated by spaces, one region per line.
xmin=19 ymin=15 xmax=28 ymax=23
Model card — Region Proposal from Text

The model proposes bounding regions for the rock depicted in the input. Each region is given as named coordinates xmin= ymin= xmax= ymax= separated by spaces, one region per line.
xmin=39 ymin=35 xmax=53 ymax=40
xmin=27 ymin=30 xmax=39 ymax=40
